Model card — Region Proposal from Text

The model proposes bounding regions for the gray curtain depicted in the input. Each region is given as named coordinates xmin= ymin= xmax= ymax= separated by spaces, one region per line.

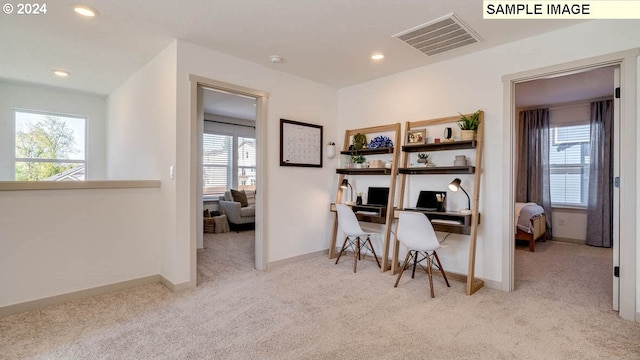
xmin=516 ymin=108 xmax=552 ymax=238
xmin=586 ymin=100 xmax=613 ymax=247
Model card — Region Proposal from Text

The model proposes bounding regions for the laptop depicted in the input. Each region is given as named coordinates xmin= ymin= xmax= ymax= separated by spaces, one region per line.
xmin=366 ymin=187 xmax=389 ymax=207
xmin=407 ymin=190 xmax=446 ymax=212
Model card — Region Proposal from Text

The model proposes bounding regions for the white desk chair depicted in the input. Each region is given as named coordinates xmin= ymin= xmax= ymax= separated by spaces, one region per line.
xmin=335 ymin=204 xmax=381 ymax=273
xmin=394 ymin=211 xmax=450 ymax=298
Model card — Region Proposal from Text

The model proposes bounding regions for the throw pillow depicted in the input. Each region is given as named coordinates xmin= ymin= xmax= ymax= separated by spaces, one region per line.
xmin=230 ymin=189 xmax=248 ymax=207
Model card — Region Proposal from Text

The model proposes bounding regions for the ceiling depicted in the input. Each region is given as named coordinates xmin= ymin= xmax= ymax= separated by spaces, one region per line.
xmin=0 ymin=0 xmax=585 ymax=96
xmin=515 ymin=66 xmax=615 ymax=108
xmin=203 ymin=89 xmax=256 ymax=121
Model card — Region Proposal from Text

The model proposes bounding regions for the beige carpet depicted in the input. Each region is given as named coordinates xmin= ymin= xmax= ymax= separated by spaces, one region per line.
xmin=1 ymin=233 xmax=639 ymax=359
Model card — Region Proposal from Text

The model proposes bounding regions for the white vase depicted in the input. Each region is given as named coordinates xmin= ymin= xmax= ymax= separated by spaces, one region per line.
xmin=326 ymin=145 xmax=336 ymax=159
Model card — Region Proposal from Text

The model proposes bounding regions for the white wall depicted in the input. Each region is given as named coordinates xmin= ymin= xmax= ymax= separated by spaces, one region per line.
xmin=0 ymin=187 xmax=162 ymax=307
xmin=176 ymin=41 xmax=338 ymax=283
xmin=338 ymin=20 xmax=640 ymax=290
xmin=0 ymin=81 xmax=106 ymax=180
xmin=552 ymin=208 xmax=587 ymax=241
xmin=107 ymin=42 xmax=178 ymax=284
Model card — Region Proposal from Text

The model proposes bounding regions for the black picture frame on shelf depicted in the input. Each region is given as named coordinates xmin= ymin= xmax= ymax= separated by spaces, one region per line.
xmin=280 ymin=119 xmax=323 ymax=167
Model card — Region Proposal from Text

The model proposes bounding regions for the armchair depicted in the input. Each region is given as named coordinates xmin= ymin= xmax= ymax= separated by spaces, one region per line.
xmin=218 ymin=190 xmax=255 ymax=229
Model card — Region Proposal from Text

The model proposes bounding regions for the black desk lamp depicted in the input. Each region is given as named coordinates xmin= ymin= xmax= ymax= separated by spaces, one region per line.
xmin=448 ymin=178 xmax=470 ymax=212
xmin=340 ymin=178 xmax=354 ymax=204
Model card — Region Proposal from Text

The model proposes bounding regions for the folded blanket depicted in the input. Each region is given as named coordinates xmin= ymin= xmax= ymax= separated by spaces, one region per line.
xmin=517 ymin=203 xmax=545 ymax=234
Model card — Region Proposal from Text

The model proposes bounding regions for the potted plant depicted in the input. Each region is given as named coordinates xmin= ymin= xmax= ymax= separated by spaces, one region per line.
xmin=416 ymin=152 xmax=430 ymax=166
xmin=352 ymin=133 xmax=367 ymax=150
xmin=458 ymin=110 xmax=481 ymax=141
xmin=351 ymin=155 xmax=366 ymax=168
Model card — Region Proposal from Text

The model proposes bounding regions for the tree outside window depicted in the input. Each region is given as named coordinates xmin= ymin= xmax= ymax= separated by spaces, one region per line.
xmin=15 ymin=111 xmax=86 ymax=181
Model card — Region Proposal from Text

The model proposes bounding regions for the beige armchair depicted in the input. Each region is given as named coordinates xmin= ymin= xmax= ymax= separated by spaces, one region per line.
xmin=219 ymin=190 xmax=255 ymax=229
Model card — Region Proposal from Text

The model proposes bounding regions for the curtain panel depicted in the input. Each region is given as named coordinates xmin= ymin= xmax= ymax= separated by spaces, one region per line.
xmin=516 ymin=108 xmax=553 ymax=238
xmin=586 ymin=100 xmax=613 ymax=248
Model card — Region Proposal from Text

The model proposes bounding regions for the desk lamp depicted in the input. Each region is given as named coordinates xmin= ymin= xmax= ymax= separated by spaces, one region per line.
xmin=340 ymin=178 xmax=354 ymax=205
xmin=448 ymin=178 xmax=471 ymax=214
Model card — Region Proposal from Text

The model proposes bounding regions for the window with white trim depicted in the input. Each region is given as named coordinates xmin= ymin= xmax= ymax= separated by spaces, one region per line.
xmin=203 ymin=132 xmax=256 ymax=196
xmin=549 ymin=124 xmax=590 ymax=207
xmin=237 ymin=136 xmax=256 ymax=191
xmin=14 ymin=110 xmax=86 ymax=181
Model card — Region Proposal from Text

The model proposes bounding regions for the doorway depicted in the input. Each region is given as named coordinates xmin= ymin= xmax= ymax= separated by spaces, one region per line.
xmin=190 ymin=76 xmax=269 ymax=278
xmin=512 ymin=66 xmax=618 ymax=310
xmin=502 ymin=49 xmax=639 ymax=321
xmin=200 ymin=88 xmax=257 ymax=272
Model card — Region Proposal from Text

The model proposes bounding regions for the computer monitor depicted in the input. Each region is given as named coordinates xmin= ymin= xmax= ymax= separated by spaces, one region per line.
xmin=415 ymin=190 xmax=447 ymax=212
xmin=367 ymin=187 xmax=389 ymax=207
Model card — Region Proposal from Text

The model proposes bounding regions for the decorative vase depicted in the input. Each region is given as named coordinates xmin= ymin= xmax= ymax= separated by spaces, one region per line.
xmin=460 ymin=130 xmax=475 ymax=141
xmin=417 ymin=158 xmax=428 ymax=166
xmin=454 ymin=155 xmax=467 ymax=167
xmin=326 ymin=145 xmax=336 ymax=159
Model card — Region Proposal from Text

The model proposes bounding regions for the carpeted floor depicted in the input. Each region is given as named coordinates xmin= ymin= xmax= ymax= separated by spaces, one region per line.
xmin=1 ymin=232 xmax=638 ymax=359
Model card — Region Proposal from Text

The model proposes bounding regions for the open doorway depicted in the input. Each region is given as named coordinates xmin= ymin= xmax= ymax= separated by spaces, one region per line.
xmin=199 ymin=88 xmax=257 ymax=277
xmin=190 ymin=76 xmax=269 ymax=284
xmin=511 ymin=65 xmax=619 ymax=311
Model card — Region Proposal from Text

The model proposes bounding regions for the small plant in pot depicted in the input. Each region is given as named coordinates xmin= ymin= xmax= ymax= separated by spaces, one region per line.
xmin=416 ymin=152 xmax=430 ymax=165
xmin=352 ymin=133 xmax=367 ymax=150
xmin=351 ymin=155 xmax=366 ymax=168
xmin=458 ymin=110 xmax=481 ymax=141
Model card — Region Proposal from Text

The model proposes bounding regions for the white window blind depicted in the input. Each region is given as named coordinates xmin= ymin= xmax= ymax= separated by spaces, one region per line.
xmin=549 ymin=124 xmax=590 ymax=207
xmin=203 ymin=133 xmax=232 ymax=195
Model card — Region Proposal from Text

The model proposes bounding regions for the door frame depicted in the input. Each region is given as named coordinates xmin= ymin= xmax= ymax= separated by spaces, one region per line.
xmin=501 ymin=49 xmax=638 ymax=321
xmin=190 ymin=75 xmax=269 ymax=273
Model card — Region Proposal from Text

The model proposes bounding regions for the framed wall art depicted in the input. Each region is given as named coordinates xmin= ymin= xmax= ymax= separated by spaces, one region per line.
xmin=280 ymin=119 xmax=323 ymax=167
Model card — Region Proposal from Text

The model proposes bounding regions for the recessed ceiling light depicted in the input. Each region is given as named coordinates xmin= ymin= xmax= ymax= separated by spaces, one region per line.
xmin=74 ymin=5 xmax=98 ymax=17
xmin=270 ymin=55 xmax=284 ymax=64
xmin=371 ymin=54 xmax=385 ymax=60
xmin=52 ymin=70 xmax=70 ymax=77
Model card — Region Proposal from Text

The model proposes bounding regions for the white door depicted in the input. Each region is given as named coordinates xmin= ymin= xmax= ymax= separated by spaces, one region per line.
xmin=612 ymin=66 xmax=621 ymax=311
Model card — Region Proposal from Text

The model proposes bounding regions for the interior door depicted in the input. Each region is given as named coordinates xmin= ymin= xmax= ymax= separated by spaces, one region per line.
xmin=611 ymin=66 xmax=620 ymax=311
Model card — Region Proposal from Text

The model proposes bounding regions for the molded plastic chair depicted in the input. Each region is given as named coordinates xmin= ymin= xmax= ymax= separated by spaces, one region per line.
xmin=394 ymin=212 xmax=450 ymax=298
xmin=335 ymin=204 xmax=381 ymax=273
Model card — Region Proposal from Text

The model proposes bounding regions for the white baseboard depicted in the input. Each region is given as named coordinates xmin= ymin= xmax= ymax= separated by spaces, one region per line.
xmin=268 ymin=249 xmax=329 ymax=269
xmin=551 ymin=237 xmax=586 ymax=245
xmin=159 ymin=275 xmax=194 ymax=292
xmin=0 ymin=275 xmax=160 ymax=318
xmin=479 ymin=277 xmax=502 ymax=290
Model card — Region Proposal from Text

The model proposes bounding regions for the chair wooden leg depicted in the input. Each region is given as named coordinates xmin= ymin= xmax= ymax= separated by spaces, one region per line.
xmin=411 ymin=251 xmax=418 ymax=279
xmin=433 ymin=251 xmax=450 ymax=287
xmin=426 ymin=253 xmax=435 ymax=298
xmin=353 ymin=237 xmax=359 ymax=273
xmin=335 ymin=236 xmax=349 ymax=265
xmin=394 ymin=251 xmax=412 ymax=287
xmin=366 ymin=236 xmax=381 ymax=268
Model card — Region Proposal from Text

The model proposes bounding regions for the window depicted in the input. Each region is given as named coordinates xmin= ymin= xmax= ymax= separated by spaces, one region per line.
xmin=203 ymin=133 xmax=232 ymax=195
xmin=203 ymin=132 xmax=256 ymax=196
xmin=549 ymin=124 xmax=590 ymax=207
xmin=237 ymin=136 xmax=256 ymax=191
xmin=14 ymin=110 xmax=86 ymax=181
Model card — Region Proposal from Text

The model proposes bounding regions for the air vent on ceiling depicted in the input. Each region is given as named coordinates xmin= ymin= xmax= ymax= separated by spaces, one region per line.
xmin=393 ymin=13 xmax=482 ymax=56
